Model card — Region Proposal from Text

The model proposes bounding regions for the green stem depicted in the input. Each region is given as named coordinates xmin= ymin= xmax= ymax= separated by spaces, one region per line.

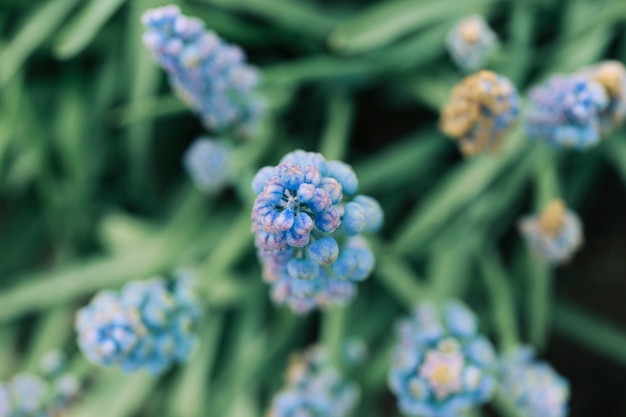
xmin=533 ymin=146 xmax=561 ymax=209
xmin=522 ymin=246 xmax=553 ymax=351
xmin=321 ymin=306 xmax=347 ymax=370
xmin=478 ymin=250 xmax=519 ymax=352
xmin=168 ymin=316 xmax=225 ymax=417
xmin=24 ymin=305 xmax=75 ymax=372
xmin=319 ymin=90 xmax=353 ymax=161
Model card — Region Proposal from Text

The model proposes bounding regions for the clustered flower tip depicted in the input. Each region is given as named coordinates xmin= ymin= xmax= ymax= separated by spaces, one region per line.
xmin=446 ymin=15 xmax=498 ymax=72
xmin=440 ymin=70 xmax=520 ymax=155
xmin=75 ymin=272 xmax=202 ymax=375
xmin=525 ymin=74 xmax=608 ymax=150
xmin=183 ymin=137 xmax=231 ymax=193
xmin=0 ymin=372 xmax=79 ymax=417
xmin=251 ymin=150 xmax=383 ymax=313
xmin=519 ymin=199 xmax=583 ymax=265
xmin=142 ymin=6 xmax=263 ymax=137
xmin=388 ymin=300 xmax=497 ymax=417
xmin=500 ymin=347 xmax=569 ymax=417
xmin=267 ymin=346 xmax=359 ymax=417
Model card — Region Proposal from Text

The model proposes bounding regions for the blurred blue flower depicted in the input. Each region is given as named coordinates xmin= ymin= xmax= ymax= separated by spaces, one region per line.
xmin=446 ymin=15 xmax=498 ymax=72
xmin=525 ymin=74 xmax=608 ymax=150
xmin=441 ymin=71 xmax=520 ymax=155
xmin=251 ymin=150 xmax=383 ymax=313
xmin=142 ymin=5 xmax=263 ymax=137
xmin=519 ymin=199 xmax=583 ymax=265
xmin=183 ymin=137 xmax=231 ymax=193
xmin=75 ymin=271 xmax=202 ymax=374
xmin=0 ymin=372 xmax=78 ymax=417
xmin=268 ymin=346 xmax=359 ymax=417
xmin=388 ymin=300 xmax=496 ymax=417
xmin=500 ymin=347 xmax=569 ymax=417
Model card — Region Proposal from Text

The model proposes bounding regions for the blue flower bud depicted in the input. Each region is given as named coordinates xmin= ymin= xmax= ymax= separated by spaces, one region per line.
xmin=308 ymin=188 xmax=332 ymax=213
xmin=327 ymin=161 xmax=358 ymax=195
xmin=353 ymin=195 xmax=384 ymax=233
xmin=315 ymin=207 xmax=341 ymax=233
xmin=308 ymin=237 xmax=339 ymax=266
xmin=183 ymin=137 xmax=231 ymax=193
xmin=251 ymin=166 xmax=275 ymax=194
xmin=287 ymin=258 xmax=320 ymax=280
xmin=342 ymin=202 xmax=366 ymax=236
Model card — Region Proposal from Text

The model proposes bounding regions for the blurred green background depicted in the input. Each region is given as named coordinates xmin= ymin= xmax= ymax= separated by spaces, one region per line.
xmin=1 ymin=0 xmax=626 ymax=416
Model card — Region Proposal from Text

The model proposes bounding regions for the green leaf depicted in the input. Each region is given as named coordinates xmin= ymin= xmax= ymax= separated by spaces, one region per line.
xmin=54 ymin=0 xmax=128 ymax=59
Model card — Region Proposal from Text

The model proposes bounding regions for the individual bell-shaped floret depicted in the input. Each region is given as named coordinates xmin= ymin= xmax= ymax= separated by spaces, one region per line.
xmin=519 ymin=199 xmax=583 ymax=265
xmin=441 ymin=71 xmax=520 ymax=155
xmin=267 ymin=346 xmax=359 ymax=417
xmin=142 ymin=6 xmax=263 ymax=137
xmin=525 ymin=74 xmax=608 ymax=150
xmin=251 ymin=150 xmax=383 ymax=313
xmin=500 ymin=347 xmax=569 ymax=417
xmin=75 ymin=272 xmax=202 ymax=374
xmin=388 ymin=300 xmax=497 ymax=417
xmin=446 ymin=15 xmax=498 ymax=72
xmin=183 ymin=137 xmax=231 ymax=193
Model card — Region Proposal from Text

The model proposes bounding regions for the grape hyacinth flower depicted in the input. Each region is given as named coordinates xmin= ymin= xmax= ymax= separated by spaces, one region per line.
xmin=519 ymin=199 xmax=583 ymax=265
xmin=75 ymin=272 xmax=202 ymax=375
xmin=440 ymin=71 xmax=520 ymax=155
xmin=267 ymin=346 xmax=359 ymax=417
xmin=446 ymin=15 xmax=498 ymax=72
xmin=142 ymin=6 xmax=263 ymax=137
xmin=183 ymin=137 xmax=231 ymax=193
xmin=388 ymin=301 xmax=497 ymax=417
xmin=525 ymin=73 xmax=608 ymax=150
xmin=587 ymin=60 xmax=626 ymax=133
xmin=0 ymin=372 xmax=78 ymax=417
xmin=251 ymin=150 xmax=383 ymax=313
xmin=500 ymin=347 xmax=569 ymax=417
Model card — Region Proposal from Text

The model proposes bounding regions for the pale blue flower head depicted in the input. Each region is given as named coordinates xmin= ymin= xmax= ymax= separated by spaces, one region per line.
xmin=0 ymin=372 xmax=79 ymax=417
xmin=447 ymin=15 xmax=498 ymax=72
xmin=183 ymin=137 xmax=231 ymax=193
xmin=268 ymin=346 xmax=359 ymax=417
xmin=75 ymin=272 xmax=202 ymax=374
xmin=500 ymin=347 xmax=569 ymax=417
xmin=388 ymin=300 xmax=496 ymax=417
xmin=525 ymin=74 xmax=608 ymax=150
xmin=441 ymin=71 xmax=520 ymax=155
xmin=519 ymin=199 xmax=583 ymax=265
xmin=251 ymin=150 xmax=382 ymax=313
xmin=142 ymin=6 xmax=263 ymax=137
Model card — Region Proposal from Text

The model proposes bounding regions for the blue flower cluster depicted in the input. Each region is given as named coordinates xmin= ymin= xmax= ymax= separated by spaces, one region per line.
xmin=519 ymin=199 xmax=583 ymax=265
xmin=446 ymin=15 xmax=498 ymax=72
xmin=142 ymin=6 xmax=263 ymax=137
xmin=500 ymin=347 xmax=569 ymax=417
xmin=525 ymin=74 xmax=608 ymax=150
xmin=440 ymin=71 xmax=520 ymax=155
xmin=267 ymin=346 xmax=359 ymax=417
xmin=0 ymin=372 xmax=79 ymax=417
xmin=75 ymin=272 xmax=202 ymax=374
xmin=251 ymin=150 xmax=383 ymax=313
xmin=388 ymin=301 xmax=497 ymax=417
xmin=183 ymin=137 xmax=231 ymax=193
